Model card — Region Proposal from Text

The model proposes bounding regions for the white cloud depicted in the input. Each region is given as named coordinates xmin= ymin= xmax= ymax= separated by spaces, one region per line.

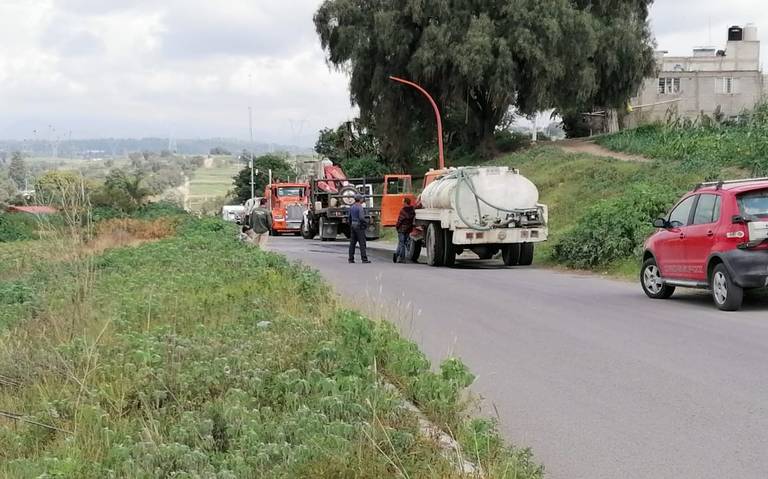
xmin=0 ymin=0 xmax=765 ymax=145
xmin=650 ymin=0 xmax=768 ymax=64
xmin=0 ymin=0 xmax=353 ymax=145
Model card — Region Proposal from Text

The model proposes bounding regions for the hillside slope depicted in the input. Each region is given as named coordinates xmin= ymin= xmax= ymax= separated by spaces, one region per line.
xmin=491 ymin=145 xmax=749 ymax=274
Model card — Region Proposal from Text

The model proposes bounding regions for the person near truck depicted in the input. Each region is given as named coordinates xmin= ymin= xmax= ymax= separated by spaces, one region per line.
xmin=348 ymin=194 xmax=370 ymax=263
xmin=246 ymin=199 xmax=273 ymax=248
xmin=394 ymin=197 xmax=416 ymax=263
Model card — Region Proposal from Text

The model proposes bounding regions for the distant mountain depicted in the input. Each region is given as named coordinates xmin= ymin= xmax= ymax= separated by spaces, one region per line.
xmin=0 ymin=138 xmax=313 ymax=157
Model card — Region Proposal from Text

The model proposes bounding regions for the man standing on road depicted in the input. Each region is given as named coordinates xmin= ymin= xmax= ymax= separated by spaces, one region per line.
xmin=348 ymin=194 xmax=370 ymax=264
xmin=247 ymin=200 xmax=273 ymax=248
xmin=394 ymin=197 xmax=416 ymax=263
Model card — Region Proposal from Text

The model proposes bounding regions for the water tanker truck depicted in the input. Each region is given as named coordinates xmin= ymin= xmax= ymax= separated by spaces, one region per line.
xmin=388 ymin=76 xmax=548 ymax=267
xmin=408 ymin=166 xmax=548 ymax=266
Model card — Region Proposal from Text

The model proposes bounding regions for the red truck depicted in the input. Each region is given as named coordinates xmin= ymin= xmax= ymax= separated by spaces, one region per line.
xmin=263 ymin=182 xmax=310 ymax=235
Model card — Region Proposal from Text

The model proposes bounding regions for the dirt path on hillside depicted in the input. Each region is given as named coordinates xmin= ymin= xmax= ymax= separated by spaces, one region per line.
xmin=556 ymin=139 xmax=650 ymax=162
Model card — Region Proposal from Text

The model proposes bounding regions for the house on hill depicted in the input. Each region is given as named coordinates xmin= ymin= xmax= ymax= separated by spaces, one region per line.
xmin=628 ymin=24 xmax=765 ymax=126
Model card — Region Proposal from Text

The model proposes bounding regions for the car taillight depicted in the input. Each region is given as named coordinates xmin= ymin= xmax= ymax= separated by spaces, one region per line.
xmin=726 ymin=221 xmax=749 ymax=247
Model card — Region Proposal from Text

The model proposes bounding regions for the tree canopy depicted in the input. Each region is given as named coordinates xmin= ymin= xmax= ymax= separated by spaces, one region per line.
xmin=315 ymin=119 xmax=391 ymax=177
xmin=9 ymin=151 xmax=26 ymax=189
xmin=314 ymin=0 xmax=655 ymax=161
xmin=91 ymin=169 xmax=151 ymax=213
xmin=231 ymin=154 xmax=297 ymax=203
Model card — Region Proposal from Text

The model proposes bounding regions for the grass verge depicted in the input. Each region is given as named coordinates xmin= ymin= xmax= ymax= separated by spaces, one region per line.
xmin=491 ymin=146 xmax=748 ymax=276
xmin=0 ymin=214 xmax=542 ymax=478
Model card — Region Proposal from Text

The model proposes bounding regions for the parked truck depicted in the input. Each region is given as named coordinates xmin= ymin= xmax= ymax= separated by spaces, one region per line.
xmin=407 ymin=166 xmax=548 ymax=266
xmin=301 ymin=160 xmax=415 ymax=241
xmin=263 ymin=182 xmax=309 ymax=235
xmin=387 ymin=75 xmax=548 ymax=267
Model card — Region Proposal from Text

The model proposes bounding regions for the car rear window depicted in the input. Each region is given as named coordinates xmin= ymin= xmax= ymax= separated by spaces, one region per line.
xmin=737 ymin=189 xmax=768 ymax=220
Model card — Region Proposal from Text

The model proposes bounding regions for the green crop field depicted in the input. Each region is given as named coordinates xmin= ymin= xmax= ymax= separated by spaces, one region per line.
xmin=187 ymin=162 xmax=242 ymax=210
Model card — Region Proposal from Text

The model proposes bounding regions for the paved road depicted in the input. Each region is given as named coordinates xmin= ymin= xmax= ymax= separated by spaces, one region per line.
xmin=270 ymin=236 xmax=768 ymax=479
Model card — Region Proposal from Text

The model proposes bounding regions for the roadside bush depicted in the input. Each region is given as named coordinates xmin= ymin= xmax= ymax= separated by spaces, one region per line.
xmin=495 ymin=130 xmax=530 ymax=153
xmin=0 ymin=213 xmax=37 ymax=242
xmin=132 ymin=201 xmax=187 ymax=220
xmin=551 ymin=183 xmax=679 ymax=268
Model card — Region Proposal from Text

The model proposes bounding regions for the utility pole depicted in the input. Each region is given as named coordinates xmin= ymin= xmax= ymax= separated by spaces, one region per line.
xmin=248 ymin=73 xmax=255 ymax=200
xmin=268 ymin=169 xmax=272 ymax=211
xmin=249 ymin=106 xmax=255 ymax=200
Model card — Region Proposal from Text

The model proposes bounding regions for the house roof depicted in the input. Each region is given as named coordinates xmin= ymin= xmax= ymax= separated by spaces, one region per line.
xmin=6 ymin=205 xmax=59 ymax=215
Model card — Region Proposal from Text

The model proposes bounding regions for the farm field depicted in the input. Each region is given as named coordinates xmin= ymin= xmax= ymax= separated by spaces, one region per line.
xmin=187 ymin=159 xmax=241 ymax=210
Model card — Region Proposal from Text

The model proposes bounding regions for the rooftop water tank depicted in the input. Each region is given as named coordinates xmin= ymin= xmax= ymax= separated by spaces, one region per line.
xmin=728 ymin=26 xmax=744 ymax=41
xmin=744 ymin=24 xmax=758 ymax=41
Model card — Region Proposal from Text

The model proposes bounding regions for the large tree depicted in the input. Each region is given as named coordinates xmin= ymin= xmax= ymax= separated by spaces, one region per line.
xmin=315 ymin=119 xmax=390 ymax=177
xmin=231 ymin=154 xmax=296 ymax=203
xmin=315 ymin=0 xmax=655 ymax=161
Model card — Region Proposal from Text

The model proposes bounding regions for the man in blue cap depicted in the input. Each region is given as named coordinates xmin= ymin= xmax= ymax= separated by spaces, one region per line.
xmin=348 ymin=193 xmax=370 ymax=263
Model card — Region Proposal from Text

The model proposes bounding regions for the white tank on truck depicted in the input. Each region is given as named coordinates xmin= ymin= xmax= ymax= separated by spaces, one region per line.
xmin=420 ymin=166 xmax=540 ymax=226
xmin=408 ymin=166 xmax=549 ymax=267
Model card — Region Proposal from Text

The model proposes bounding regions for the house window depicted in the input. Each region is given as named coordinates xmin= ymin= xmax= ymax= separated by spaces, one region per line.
xmin=658 ymin=77 xmax=680 ymax=95
xmin=718 ymin=77 xmax=737 ymax=94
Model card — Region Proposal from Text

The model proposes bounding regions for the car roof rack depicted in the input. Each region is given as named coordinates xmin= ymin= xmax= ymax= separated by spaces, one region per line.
xmin=693 ymin=177 xmax=768 ymax=191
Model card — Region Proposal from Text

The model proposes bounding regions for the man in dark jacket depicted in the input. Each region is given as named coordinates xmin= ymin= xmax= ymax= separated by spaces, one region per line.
xmin=348 ymin=194 xmax=370 ymax=263
xmin=246 ymin=199 xmax=273 ymax=248
xmin=394 ymin=197 xmax=416 ymax=263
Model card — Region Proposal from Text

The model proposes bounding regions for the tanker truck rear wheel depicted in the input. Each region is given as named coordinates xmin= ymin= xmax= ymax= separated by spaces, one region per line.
xmin=407 ymin=238 xmax=422 ymax=263
xmin=443 ymin=230 xmax=456 ymax=267
xmin=425 ymin=223 xmax=445 ymax=267
xmin=519 ymin=243 xmax=535 ymax=266
xmin=502 ymin=244 xmax=521 ymax=266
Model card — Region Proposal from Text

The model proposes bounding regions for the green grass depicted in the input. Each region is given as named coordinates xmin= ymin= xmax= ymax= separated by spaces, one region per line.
xmin=596 ymin=103 xmax=768 ymax=176
xmin=491 ymin=146 xmax=749 ymax=276
xmin=0 ymin=214 xmax=542 ymax=478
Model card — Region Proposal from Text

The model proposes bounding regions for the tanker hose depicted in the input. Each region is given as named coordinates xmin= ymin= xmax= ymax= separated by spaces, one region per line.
xmin=451 ymin=168 xmax=529 ymax=231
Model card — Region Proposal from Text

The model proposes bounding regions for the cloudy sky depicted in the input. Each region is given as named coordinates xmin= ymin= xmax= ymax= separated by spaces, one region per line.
xmin=0 ymin=0 xmax=765 ymax=146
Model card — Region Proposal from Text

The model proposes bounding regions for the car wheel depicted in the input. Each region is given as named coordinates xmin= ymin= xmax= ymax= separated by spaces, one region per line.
xmin=640 ymin=258 xmax=675 ymax=299
xmin=711 ymin=264 xmax=743 ymax=311
xmin=501 ymin=244 xmax=521 ymax=266
xmin=425 ymin=223 xmax=444 ymax=267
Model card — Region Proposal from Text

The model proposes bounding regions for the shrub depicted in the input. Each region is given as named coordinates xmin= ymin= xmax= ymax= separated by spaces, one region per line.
xmin=0 ymin=213 xmax=37 ymax=242
xmin=494 ymin=130 xmax=530 ymax=153
xmin=132 ymin=201 xmax=187 ymax=220
xmin=551 ymin=183 xmax=680 ymax=268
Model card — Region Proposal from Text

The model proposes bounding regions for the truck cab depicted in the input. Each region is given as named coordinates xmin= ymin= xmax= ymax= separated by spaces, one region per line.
xmin=264 ymin=183 xmax=309 ymax=235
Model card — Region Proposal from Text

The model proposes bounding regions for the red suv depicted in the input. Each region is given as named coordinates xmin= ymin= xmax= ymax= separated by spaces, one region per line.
xmin=641 ymin=178 xmax=768 ymax=311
